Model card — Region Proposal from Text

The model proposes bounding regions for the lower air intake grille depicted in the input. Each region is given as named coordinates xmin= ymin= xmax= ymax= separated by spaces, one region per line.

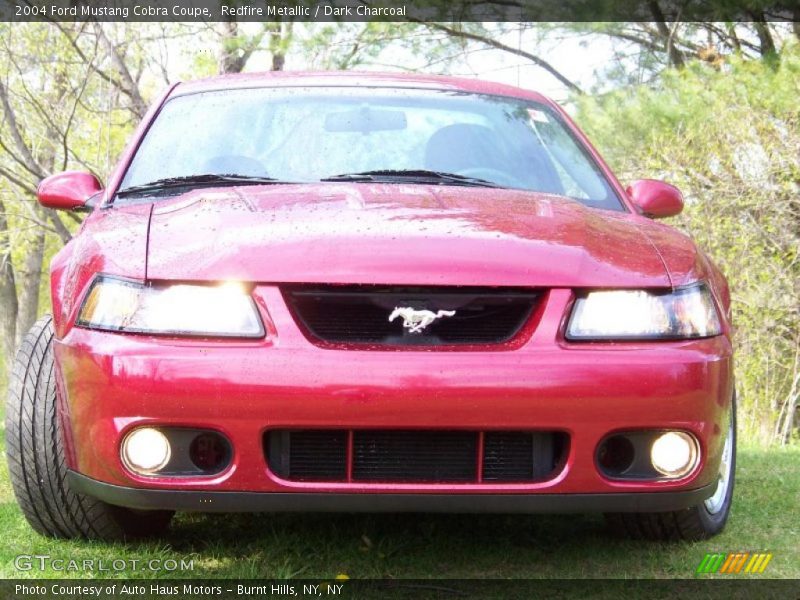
xmin=483 ymin=431 xmax=560 ymax=481
xmin=353 ymin=430 xmax=477 ymax=482
xmin=266 ymin=430 xmax=347 ymax=481
xmin=283 ymin=286 xmax=538 ymax=347
xmin=266 ymin=430 xmax=567 ymax=483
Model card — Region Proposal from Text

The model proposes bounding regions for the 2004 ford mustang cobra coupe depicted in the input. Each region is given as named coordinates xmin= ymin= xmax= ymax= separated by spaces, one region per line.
xmin=7 ymin=72 xmax=735 ymax=541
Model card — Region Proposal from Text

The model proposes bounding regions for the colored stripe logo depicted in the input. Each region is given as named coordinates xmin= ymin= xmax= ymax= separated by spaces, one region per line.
xmin=696 ymin=552 xmax=772 ymax=574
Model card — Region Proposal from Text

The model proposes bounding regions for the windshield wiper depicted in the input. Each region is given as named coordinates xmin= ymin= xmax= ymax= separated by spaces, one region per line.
xmin=116 ymin=173 xmax=286 ymax=197
xmin=320 ymin=169 xmax=504 ymax=188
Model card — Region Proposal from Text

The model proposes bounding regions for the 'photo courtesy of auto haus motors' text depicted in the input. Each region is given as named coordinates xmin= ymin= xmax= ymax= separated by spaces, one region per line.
xmin=0 ymin=0 xmax=798 ymax=598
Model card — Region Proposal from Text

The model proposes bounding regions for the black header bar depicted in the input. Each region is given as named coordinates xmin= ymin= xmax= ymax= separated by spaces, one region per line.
xmin=1 ymin=0 xmax=798 ymax=23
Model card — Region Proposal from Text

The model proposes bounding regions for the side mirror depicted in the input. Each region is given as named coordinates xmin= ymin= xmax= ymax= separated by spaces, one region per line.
xmin=626 ymin=179 xmax=683 ymax=218
xmin=37 ymin=171 xmax=103 ymax=211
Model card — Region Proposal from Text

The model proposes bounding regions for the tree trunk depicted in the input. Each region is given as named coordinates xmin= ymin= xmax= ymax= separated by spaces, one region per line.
xmin=269 ymin=22 xmax=292 ymax=71
xmin=14 ymin=227 xmax=45 ymax=348
xmin=218 ymin=21 xmax=246 ymax=74
xmin=0 ymin=200 xmax=19 ymax=369
xmin=272 ymin=51 xmax=285 ymax=71
xmin=648 ymin=0 xmax=685 ymax=68
xmin=750 ymin=16 xmax=777 ymax=57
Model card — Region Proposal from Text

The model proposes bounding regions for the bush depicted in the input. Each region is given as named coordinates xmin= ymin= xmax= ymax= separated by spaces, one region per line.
xmin=575 ymin=48 xmax=800 ymax=445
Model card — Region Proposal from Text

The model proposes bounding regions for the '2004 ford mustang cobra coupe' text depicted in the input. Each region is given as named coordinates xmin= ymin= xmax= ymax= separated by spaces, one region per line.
xmin=7 ymin=72 xmax=735 ymax=541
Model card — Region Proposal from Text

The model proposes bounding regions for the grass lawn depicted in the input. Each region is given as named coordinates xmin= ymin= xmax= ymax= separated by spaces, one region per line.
xmin=0 ymin=396 xmax=797 ymax=581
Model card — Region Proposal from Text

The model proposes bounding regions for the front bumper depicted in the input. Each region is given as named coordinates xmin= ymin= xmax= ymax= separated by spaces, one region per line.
xmin=54 ymin=287 xmax=734 ymax=509
xmin=68 ymin=471 xmax=716 ymax=513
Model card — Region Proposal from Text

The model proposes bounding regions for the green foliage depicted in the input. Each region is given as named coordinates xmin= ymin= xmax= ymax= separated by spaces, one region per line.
xmin=297 ymin=22 xmax=423 ymax=70
xmin=575 ymin=48 xmax=800 ymax=445
xmin=0 ymin=23 xmax=140 ymax=377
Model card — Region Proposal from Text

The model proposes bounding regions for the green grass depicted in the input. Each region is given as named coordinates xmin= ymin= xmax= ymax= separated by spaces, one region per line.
xmin=0 ymin=395 xmax=797 ymax=580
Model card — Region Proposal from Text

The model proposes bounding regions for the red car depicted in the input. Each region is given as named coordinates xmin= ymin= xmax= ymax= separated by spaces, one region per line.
xmin=7 ymin=72 xmax=735 ymax=541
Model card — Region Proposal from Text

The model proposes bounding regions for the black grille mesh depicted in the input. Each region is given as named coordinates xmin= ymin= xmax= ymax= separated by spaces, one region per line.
xmin=266 ymin=430 xmax=566 ymax=483
xmin=353 ymin=430 xmax=477 ymax=482
xmin=267 ymin=430 xmax=347 ymax=481
xmin=483 ymin=431 xmax=558 ymax=481
xmin=284 ymin=286 xmax=538 ymax=346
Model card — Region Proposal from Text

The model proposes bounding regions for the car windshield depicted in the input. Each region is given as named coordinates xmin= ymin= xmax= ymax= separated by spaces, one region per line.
xmin=119 ymin=86 xmax=623 ymax=210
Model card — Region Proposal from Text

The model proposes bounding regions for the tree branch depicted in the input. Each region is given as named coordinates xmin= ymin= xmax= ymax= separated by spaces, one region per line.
xmin=52 ymin=22 xmax=147 ymax=119
xmin=0 ymin=79 xmax=46 ymax=179
xmin=418 ymin=22 xmax=585 ymax=95
xmin=92 ymin=23 xmax=148 ymax=118
xmin=0 ymin=165 xmax=39 ymax=196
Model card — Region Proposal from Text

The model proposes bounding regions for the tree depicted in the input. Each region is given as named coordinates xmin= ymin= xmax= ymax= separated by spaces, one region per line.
xmin=0 ymin=19 xmax=339 ymax=375
xmin=0 ymin=23 xmax=100 ymax=368
xmin=418 ymin=22 xmax=585 ymax=93
xmin=575 ymin=49 xmax=800 ymax=443
xmin=217 ymin=20 xmax=295 ymax=73
xmin=421 ymin=18 xmax=798 ymax=96
xmin=0 ymin=22 xmax=203 ymax=370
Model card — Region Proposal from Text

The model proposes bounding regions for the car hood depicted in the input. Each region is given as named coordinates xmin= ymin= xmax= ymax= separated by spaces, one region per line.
xmin=145 ymin=183 xmax=676 ymax=287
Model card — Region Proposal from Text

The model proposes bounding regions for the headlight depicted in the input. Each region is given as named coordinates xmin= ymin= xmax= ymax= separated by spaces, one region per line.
xmin=77 ymin=276 xmax=264 ymax=338
xmin=566 ymin=283 xmax=721 ymax=340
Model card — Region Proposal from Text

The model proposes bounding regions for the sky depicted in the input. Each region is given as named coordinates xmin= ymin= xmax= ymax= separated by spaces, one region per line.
xmin=405 ymin=29 xmax=616 ymax=101
xmin=166 ymin=23 xmax=619 ymax=104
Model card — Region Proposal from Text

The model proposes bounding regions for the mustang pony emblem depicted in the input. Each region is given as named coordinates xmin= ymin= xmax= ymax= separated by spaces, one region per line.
xmin=388 ymin=307 xmax=456 ymax=334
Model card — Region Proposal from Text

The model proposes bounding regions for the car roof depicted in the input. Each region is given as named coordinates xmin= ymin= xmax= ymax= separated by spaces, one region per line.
xmin=171 ymin=71 xmax=556 ymax=106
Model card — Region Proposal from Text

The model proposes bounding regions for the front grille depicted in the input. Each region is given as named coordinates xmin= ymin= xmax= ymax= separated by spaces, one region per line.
xmin=283 ymin=286 xmax=538 ymax=347
xmin=266 ymin=430 xmax=347 ymax=481
xmin=483 ymin=432 xmax=561 ymax=481
xmin=266 ymin=430 xmax=567 ymax=483
xmin=353 ymin=431 xmax=477 ymax=482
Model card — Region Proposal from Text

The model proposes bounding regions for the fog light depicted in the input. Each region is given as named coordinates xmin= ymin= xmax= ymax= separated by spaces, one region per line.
xmin=597 ymin=435 xmax=635 ymax=476
xmin=122 ymin=427 xmax=171 ymax=474
xmin=189 ymin=432 xmax=230 ymax=472
xmin=650 ymin=431 xmax=697 ymax=477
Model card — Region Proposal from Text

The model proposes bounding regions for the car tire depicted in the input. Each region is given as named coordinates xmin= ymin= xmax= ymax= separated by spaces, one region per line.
xmin=5 ymin=315 xmax=173 ymax=541
xmin=605 ymin=393 xmax=736 ymax=541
